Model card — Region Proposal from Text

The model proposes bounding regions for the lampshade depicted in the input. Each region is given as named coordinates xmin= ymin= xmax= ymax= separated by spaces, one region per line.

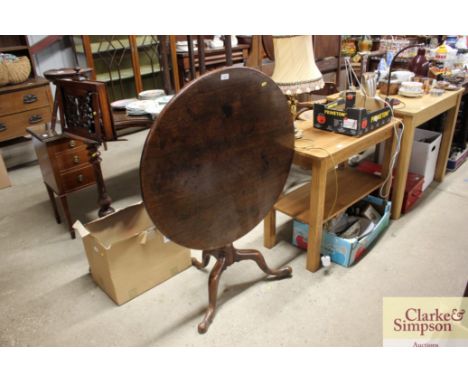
xmin=271 ymin=35 xmax=324 ymax=95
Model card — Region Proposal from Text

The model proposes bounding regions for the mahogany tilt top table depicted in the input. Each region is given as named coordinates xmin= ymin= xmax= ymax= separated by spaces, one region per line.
xmin=140 ymin=67 xmax=294 ymax=333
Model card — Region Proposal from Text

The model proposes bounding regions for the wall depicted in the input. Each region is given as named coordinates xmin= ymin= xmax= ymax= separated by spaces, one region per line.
xmin=28 ymin=36 xmax=76 ymax=75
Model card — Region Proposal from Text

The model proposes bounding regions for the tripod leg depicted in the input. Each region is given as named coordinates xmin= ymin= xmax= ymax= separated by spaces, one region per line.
xmin=235 ymin=249 xmax=292 ymax=279
xmin=192 ymin=251 xmax=211 ymax=270
xmin=198 ymin=256 xmax=226 ymax=334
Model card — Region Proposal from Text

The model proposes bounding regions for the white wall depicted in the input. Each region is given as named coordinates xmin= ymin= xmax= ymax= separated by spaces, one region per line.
xmin=28 ymin=35 xmax=76 ymax=75
xmin=27 ymin=36 xmax=76 ymax=95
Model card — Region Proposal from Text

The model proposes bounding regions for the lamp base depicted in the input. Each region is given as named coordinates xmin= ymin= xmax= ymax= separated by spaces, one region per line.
xmin=288 ymin=95 xmax=304 ymax=139
xmin=385 ymin=97 xmax=401 ymax=106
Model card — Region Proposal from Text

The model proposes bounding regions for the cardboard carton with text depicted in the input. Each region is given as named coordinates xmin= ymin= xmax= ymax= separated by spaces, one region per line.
xmin=74 ymin=202 xmax=191 ymax=305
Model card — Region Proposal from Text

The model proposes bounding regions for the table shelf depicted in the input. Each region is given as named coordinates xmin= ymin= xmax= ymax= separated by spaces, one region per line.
xmin=275 ymin=167 xmax=385 ymax=224
xmin=264 ymin=116 xmax=398 ymax=272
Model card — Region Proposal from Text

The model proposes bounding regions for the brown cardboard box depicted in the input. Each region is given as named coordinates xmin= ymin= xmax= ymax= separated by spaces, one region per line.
xmin=73 ymin=202 xmax=192 ymax=305
xmin=0 ymin=151 xmax=11 ymax=189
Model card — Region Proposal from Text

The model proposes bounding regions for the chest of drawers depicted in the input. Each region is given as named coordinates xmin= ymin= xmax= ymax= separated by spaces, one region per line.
xmin=28 ymin=125 xmax=97 ymax=239
xmin=0 ymin=78 xmax=53 ymax=142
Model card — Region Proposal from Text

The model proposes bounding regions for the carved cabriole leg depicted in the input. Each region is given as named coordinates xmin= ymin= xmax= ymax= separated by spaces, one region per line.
xmin=87 ymin=143 xmax=114 ymax=217
xmin=195 ymin=244 xmax=292 ymax=334
xmin=198 ymin=255 xmax=227 ymax=334
xmin=235 ymin=248 xmax=292 ymax=278
xmin=192 ymin=250 xmax=212 ymax=270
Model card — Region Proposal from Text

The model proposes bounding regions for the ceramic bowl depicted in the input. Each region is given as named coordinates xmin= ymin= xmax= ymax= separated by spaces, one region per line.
xmin=400 ymin=81 xmax=423 ymax=93
xmin=139 ymin=89 xmax=165 ymax=100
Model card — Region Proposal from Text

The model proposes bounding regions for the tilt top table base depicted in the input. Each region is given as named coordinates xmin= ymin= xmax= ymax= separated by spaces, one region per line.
xmin=192 ymin=244 xmax=292 ymax=334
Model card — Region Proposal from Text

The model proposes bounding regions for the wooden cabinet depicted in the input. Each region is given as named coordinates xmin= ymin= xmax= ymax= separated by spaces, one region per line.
xmin=72 ymin=35 xmax=167 ymax=101
xmin=0 ymin=36 xmax=53 ymax=143
xmin=28 ymin=125 xmax=97 ymax=239
xmin=0 ymin=35 xmax=37 ymax=78
xmin=0 ymin=78 xmax=53 ymax=142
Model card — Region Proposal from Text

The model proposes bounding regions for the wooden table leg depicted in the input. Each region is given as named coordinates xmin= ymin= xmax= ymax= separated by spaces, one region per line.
xmin=263 ymin=209 xmax=277 ymax=249
xmin=306 ymin=159 xmax=327 ymax=272
xmin=380 ymin=121 xmax=398 ymax=199
xmin=45 ymin=183 xmax=61 ymax=224
xmin=58 ymin=195 xmax=75 ymax=239
xmin=435 ymin=93 xmax=462 ymax=182
xmin=391 ymin=116 xmax=415 ymax=220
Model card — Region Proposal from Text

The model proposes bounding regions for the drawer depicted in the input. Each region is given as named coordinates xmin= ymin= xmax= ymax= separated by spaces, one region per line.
xmin=60 ymin=165 xmax=96 ymax=192
xmin=0 ymin=85 xmax=51 ymax=116
xmin=51 ymin=137 xmax=86 ymax=154
xmin=55 ymin=146 xmax=90 ymax=172
xmin=0 ymin=106 xmax=52 ymax=142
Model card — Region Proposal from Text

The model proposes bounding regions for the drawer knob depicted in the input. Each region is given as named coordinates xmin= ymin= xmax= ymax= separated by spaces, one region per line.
xmin=0 ymin=122 xmax=6 ymax=132
xmin=29 ymin=114 xmax=43 ymax=124
xmin=77 ymin=174 xmax=84 ymax=183
xmin=69 ymin=140 xmax=76 ymax=148
xmin=73 ymin=155 xmax=80 ymax=164
xmin=23 ymin=94 xmax=38 ymax=104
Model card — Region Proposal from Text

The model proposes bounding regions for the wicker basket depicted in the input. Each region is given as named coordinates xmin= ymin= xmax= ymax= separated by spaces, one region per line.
xmin=0 ymin=62 xmax=9 ymax=86
xmin=5 ymin=56 xmax=31 ymax=84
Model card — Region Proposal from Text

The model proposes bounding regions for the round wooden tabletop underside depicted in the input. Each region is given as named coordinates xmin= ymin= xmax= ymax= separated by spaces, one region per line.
xmin=140 ymin=67 xmax=294 ymax=250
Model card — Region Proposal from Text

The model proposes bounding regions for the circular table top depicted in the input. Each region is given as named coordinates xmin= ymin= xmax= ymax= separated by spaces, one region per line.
xmin=140 ymin=67 xmax=293 ymax=250
xmin=43 ymin=67 xmax=93 ymax=81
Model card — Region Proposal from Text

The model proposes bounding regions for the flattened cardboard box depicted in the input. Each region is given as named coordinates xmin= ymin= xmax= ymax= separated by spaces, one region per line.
xmin=74 ymin=202 xmax=191 ymax=305
xmin=0 ymin=151 xmax=11 ymax=189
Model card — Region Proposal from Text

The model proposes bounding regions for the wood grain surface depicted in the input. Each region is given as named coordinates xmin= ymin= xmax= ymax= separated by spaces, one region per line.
xmin=140 ymin=67 xmax=293 ymax=250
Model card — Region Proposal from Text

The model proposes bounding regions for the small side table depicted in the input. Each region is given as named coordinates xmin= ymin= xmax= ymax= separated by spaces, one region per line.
xmin=264 ymin=118 xmax=398 ymax=272
xmin=27 ymin=125 xmax=97 ymax=239
xmin=390 ymin=88 xmax=463 ymax=219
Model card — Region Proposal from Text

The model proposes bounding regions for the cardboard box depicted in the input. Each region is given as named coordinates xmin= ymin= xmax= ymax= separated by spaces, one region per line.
xmin=447 ymin=147 xmax=468 ymax=172
xmin=0 ymin=151 xmax=11 ymax=189
xmin=378 ymin=127 xmax=440 ymax=191
xmin=408 ymin=128 xmax=441 ymax=191
xmin=292 ymin=195 xmax=391 ymax=267
xmin=74 ymin=202 xmax=192 ymax=305
xmin=314 ymin=92 xmax=392 ymax=137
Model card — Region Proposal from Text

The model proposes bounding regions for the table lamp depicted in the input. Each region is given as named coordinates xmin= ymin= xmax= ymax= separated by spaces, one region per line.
xmin=384 ymin=43 xmax=424 ymax=105
xmin=271 ymin=35 xmax=324 ymax=138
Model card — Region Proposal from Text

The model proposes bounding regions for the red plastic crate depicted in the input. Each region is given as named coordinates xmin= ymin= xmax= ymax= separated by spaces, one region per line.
xmin=356 ymin=161 xmax=424 ymax=214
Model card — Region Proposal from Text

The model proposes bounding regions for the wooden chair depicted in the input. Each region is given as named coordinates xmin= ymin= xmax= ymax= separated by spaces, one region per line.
xmin=313 ymin=35 xmax=343 ymax=88
xmin=169 ymin=35 xmax=237 ymax=90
